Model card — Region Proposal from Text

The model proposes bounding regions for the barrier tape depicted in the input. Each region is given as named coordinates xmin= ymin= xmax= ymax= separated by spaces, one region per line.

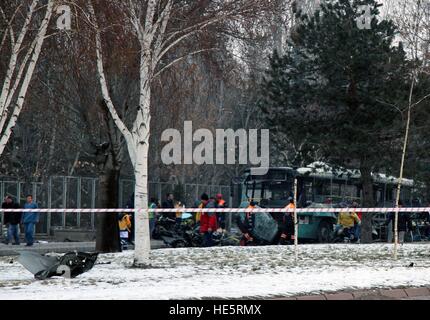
xmin=0 ymin=207 xmax=429 ymax=213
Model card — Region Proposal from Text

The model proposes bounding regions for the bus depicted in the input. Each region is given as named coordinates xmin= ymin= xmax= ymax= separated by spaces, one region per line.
xmin=232 ymin=162 xmax=417 ymax=242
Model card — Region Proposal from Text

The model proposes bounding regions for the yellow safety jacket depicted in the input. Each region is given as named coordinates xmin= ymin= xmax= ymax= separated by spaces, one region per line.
xmin=337 ymin=212 xmax=360 ymax=228
xmin=119 ymin=214 xmax=132 ymax=231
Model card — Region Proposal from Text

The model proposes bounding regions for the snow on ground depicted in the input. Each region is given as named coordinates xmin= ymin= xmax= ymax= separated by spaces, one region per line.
xmin=0 ymin=243 xmax=430 ymax=300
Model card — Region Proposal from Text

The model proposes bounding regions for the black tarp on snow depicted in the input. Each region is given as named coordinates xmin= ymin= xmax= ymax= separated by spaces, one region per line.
xmin=18 ymin=251 xmax=98 ymax=280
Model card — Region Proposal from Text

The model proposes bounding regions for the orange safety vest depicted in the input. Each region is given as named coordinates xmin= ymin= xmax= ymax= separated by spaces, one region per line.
xmin=175 ymin=204 xmax=182 ymax=218
xmin=245 ymin=205 xmax=255 ymax=220
xmin=285 ymin=203 xmax=295 ymax=209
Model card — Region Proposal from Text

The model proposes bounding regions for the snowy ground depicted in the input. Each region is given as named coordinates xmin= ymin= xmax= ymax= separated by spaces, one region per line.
xmin=0 ymin=243 xmax=430 ymax=300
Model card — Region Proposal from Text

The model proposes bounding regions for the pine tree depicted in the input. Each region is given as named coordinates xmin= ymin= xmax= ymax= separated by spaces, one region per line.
xmin=260 ymin=0 xmax=415 ymax=242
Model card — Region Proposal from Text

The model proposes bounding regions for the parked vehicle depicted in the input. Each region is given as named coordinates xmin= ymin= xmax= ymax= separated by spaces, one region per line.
xmin=232 ymin=164 xmax=416 ymax=243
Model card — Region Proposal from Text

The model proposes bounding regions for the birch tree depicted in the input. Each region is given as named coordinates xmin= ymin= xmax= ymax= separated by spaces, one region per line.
xmin=86 ymin=0 xmax=269 ymax=266
xmin=387 ymin=0 xmax=430 ymax=257
xmin=0 ymin=0 xmax=56 ymax=156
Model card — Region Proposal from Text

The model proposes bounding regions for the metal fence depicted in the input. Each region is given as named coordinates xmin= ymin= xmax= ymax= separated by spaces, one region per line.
xmin=0 ymin=176 xmax=231 ymax=235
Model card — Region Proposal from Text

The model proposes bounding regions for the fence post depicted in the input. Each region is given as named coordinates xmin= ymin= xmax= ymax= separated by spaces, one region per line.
xmin=294 ymin=178 xmax=298 ymax=263
xmin=91 ymin=179 xmax=96 ymax=230
xmin=62 ymin=177 xmax=67 ymax=228
xmin=17 ymin=182 xmax=21 ymax=206
xmin=47 ymin=177 xmax=52 ymax=235
xmin=77 ymin=177 xmax=81 ymax=228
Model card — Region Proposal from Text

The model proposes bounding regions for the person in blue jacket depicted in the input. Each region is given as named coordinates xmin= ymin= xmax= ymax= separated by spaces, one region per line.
xmin=22 ymin=195 xmax=39 ymax=246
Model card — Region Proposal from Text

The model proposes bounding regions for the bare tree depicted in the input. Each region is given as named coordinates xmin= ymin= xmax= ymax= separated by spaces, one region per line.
xmin=84 ymin=0 xmax=271 ymax=266
xmin=0 ymin=0 xmax=56 ymax=156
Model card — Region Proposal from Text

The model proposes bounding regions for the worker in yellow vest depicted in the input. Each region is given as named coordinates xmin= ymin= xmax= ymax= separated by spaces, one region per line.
xmin=118 ymin=213 xmax=132 ymax=244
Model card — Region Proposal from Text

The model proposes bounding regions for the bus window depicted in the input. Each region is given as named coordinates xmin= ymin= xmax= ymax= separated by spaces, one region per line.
xmin=245 ymin=182 xmax=263 ymax=202
xmin=269 ymin=185 xmax=291 ymax=200
xmin=332 ymin=183 xmax=342 ymax=197
xmin=313 ymin=179 xmax=331 ymax=203
xmin=345 ymin=184 xmax=357 ymax=200
xmin=385 ymin=186 xmax=394 ymax=202
xmin=400 ymin=188 xmax=412 ymax=205
xmin=305 ymin=182 xmax=313 ymax=202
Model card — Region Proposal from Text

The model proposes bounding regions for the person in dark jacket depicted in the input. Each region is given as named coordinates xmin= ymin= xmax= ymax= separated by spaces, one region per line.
xmin=22 ymin=195 xmax=39 ymax=246
xmin=199 ymin=193 xmax=217 ymax=247
xmin=162 ymin=193 xmax=176 ymax=219
xmin=2 ymin=196 xmax=21 ymax=245
xmin=236 ymin=201 xmax=257 ymax=246
xmin=215 ymin=193 xmax=227 ymax=230
xmin=281 ymin=198 xmax=295 ymax=244
xmin=386 ymin=201 xmax=412 ymax=244
xmin=271 ymin=198 xmax=295 ymax=245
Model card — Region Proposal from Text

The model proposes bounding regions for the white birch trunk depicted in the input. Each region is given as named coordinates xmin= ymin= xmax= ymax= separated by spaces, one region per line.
xmin=133 ymin=143 xmax=151 ymax=266
xmin=90 ymin=1 xmax=153 ymax=265
xmin=0 ymin=0 xmax=54 ymax=156
xmin=132 ymin=51 xmax=152 ymax=266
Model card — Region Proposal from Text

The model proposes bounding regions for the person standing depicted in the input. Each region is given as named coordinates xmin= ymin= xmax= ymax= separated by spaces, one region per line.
xmin=352 ymin=201 xmax=362 ymax=243
xmin=215 ymin=193 xmax=227 ymax=230
xmin=162 ymin=193 xmax=176 ymax=219
xmin=199 ymin=193 xmax=217 ymax=247
xmin=386 ymin=201 xmax=412 ymax=244
xmin=2 ymin=196 xmax=21 ymax=245
xmin=279 ymin=198 xmax=295 ymax=245
xmin=22 ymin=195 xmax=39 ymax=247
xmin=125 ymin=193 xmax=135 ymax=244
xmin=149 ymin=198 xmax=159 ymax=238
xmin=237 ymin=201 xmax=257 ymax=246
xmin=174 ymin=201 xmax=184 ymax=228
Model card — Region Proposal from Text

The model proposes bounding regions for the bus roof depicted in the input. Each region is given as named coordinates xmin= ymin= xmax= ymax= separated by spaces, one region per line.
xmin=245 ymin=162 xmax=414 ymax=186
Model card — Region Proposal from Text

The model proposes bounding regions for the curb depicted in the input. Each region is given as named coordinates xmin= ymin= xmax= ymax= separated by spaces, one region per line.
xmin=272 ymin=286 xmax=430 ymax=300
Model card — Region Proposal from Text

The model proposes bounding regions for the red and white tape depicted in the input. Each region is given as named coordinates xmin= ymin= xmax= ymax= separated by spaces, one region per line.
xmin=0 ymin=207 xmax=429 ymax=213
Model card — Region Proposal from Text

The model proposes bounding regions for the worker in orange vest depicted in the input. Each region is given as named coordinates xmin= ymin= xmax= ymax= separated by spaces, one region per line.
xmin=279 ymin=198 xmax=295 ymax=245
xmin=215 ymin=193 xmax=226 ymax=229
xmin=236 ymin=201 xmax=257 ymax=246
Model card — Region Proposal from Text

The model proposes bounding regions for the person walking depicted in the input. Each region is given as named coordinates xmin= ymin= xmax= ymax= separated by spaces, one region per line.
xmin=22 ymin=195 xmax=39 ymax=247
xmin=2 ymin=196 xmax=21 ymax=245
